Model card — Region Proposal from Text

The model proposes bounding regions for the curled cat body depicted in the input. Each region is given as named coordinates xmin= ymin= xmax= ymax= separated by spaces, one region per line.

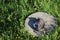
xmin=25 ymin=12 xmax=57 ymax=37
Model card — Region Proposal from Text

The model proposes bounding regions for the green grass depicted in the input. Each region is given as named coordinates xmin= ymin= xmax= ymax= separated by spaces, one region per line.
xmin=0 ymin=0 xmax=60 ymax=40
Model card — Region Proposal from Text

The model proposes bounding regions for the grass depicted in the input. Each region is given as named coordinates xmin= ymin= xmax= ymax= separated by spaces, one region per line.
xmin=0 ymin=0 xmax=60 ymax=40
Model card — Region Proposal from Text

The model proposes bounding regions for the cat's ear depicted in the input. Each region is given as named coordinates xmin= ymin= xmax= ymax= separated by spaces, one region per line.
xmin=35 ymin=17 xmax=38 ymax=20
xmin=28 ymin=17 xmax=35 ymax=19
xmin=28 ymin=17 xmax=32 ymax=19
xmin=35 ymin=17 xmax=38 ymax=19
xmin=36 ymin=17 xmax=40 ymax=21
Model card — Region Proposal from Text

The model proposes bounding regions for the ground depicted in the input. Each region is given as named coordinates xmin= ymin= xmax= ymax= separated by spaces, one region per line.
xmin=0 ymin=0 xmax=60 ymax=40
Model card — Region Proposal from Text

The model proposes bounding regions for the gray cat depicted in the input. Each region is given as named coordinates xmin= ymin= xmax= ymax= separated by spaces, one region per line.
xmin=25 ymin=12 xmax=57 ymax=37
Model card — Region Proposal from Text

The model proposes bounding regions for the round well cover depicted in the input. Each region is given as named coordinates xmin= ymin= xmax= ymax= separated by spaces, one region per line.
xmin=25 ymin=12 xmax=57 ymax=36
